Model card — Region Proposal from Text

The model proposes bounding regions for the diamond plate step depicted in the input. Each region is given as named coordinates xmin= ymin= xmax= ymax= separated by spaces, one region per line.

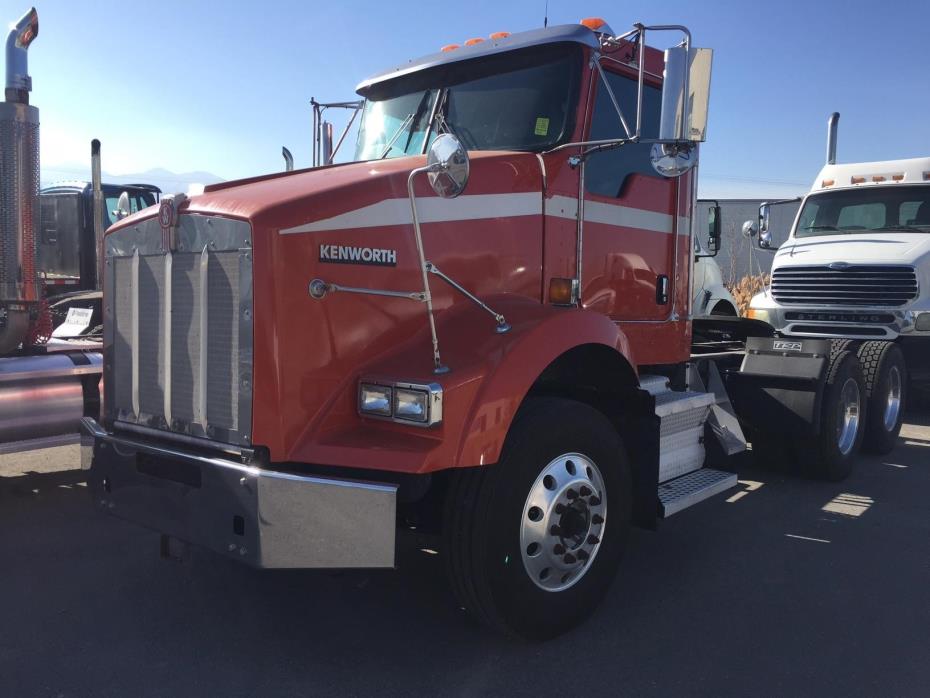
xmin=639 ymin=374 xmax=671 ymax=396
xmin=659 ymin=468 xmax=738 ymax=517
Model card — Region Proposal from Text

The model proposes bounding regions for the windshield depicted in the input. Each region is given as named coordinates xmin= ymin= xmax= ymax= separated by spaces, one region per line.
xmin=354 ymin=44 xmax=581 ymax=161
xmin=795 ymin=185 xmax=930 ymax=238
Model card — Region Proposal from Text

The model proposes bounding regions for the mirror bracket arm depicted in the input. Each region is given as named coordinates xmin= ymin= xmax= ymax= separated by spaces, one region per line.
xmin=407 ymin=166 xmax=449 ymax=374
xmin=426 ymin=263 xmax=510 ymax=333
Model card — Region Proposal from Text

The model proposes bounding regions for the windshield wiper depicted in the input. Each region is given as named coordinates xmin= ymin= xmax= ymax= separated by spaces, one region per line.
xmin=800 ymin=225 xmax=840 ymax=232
xmin=401 ymin=90 xmax=433 ymax=154
xmin=874 ymin=225 xmax=929 ymax=233
xmin=379 ymin=113 xmax=414 ymax=159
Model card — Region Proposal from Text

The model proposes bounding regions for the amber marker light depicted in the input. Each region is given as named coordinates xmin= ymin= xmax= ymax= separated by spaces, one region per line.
xmin=580 ymin=17 xmax=607 ymax=31
xmin=851 ymin=176 xmax=865 ymax=184
xmin=821 ymin=179 xmax=835 ymax=187
xmin=549 ymin=278 xmax=576 ymax=305
xmin=892 ymin=174 xmax=905 ymax=181
xmin=440 ymin=44 xmax=460 ymax=52
xmin=489 ymin=31 xmax=511 ymax=39
xmin=464 ymin=37 xmax=485 ymax=46
xmin=872 ymin=175 xmax=886 ymax=183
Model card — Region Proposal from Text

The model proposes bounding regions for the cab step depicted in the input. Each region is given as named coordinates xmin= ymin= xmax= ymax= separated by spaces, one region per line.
xmin=659 ymin=468 xmax=738 ymax=517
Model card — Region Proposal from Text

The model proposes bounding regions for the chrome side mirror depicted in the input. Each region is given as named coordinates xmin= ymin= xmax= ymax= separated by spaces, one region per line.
xmin=758 ymin=203 xmax=772 ymax=248
xmin=707 ymin=204 xmax=721 ymax=255
xmin=114 ymin=191 xmax=131 ymax=220
xmin=741 ymin=220 xmax=757 ymax=238
xmin=426 ymin=134 xmax=469 ymax=198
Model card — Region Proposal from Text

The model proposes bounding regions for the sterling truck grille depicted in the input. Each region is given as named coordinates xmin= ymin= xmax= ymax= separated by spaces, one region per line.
xmin=104 ymin=214 xmax=253 ymax=447
xmin=771 ymin=265 xmax=918 ymax=307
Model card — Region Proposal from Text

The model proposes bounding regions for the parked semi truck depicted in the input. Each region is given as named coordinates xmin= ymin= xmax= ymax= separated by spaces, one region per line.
xmin=747 ymin=113 xmax=928 ymax=455
xmin=0 ymin=8 xmax=159 ymax=446
xmin=83 ymin=18 xmax=890 ymax=638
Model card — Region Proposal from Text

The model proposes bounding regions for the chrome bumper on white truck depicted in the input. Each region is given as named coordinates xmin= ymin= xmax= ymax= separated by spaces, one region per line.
xmin=80 ymin=417 xmax=397 ymax=569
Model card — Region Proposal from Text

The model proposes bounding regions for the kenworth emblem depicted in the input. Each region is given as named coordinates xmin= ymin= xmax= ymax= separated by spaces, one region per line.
xmin=828 ymin=261 xmax=851 ymax=270
xmin=319 ymin=244 xmax=397 ymax=266
xmin=773 ymin=340 xmax=803 ymax=352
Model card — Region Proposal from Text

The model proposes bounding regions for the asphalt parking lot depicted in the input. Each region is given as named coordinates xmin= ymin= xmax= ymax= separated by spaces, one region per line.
xmin=3 ymin=411 xmax=930 ymax=698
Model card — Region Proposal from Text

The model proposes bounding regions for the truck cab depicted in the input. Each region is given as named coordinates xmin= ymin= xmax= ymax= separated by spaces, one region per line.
xmin=748 ymin=156 xmax=930 ymax=383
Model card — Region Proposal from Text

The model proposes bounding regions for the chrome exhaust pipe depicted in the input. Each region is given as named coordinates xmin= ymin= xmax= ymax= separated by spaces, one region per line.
xmin=5 ymin=7 xmax=38 ymax=104
xmin=826 ymin=112 xmax=839 ymax=165
xmin=321 ymin=121 xmax=334 ymax=165
xmin=0 ymin=7 xmax=40 ymax=353
xmin=91 ymin=139 xmax=104 ymax=290
xmin=282 ymin=146 xmax=294 ymax=172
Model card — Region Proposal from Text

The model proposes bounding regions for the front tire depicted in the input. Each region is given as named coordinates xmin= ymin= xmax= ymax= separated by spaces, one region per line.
xmin=858 ymin=341 xmax=906 ymax=455
xmin=443 ymin=397 xmax=631 ymax=640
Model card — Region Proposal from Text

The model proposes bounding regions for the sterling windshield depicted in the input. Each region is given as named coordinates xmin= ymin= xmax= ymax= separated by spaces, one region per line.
xmin=355 ymin=43 xmax=582 ymax=161
xmin=795 ymin=185 xmax=930 ymax=238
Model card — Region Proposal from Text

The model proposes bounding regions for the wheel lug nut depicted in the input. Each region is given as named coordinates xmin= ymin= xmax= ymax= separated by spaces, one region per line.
xmin=554 ymin=503 xmax=565 ymax=514
xmin=587 ymin=534 xmax=600 ymax=545
xmin=550 ymin=524 xmax=561 ymax=535
xmin=579 ymin=485 xmax=592 ymax=497
xmin=591 ymin=514 xmax=604 ymax=525
xmin=589 ymin=496 xmax=601 ymax=507
xmin=553 ymin=544 xmax=565 ymax=555
xmin=577 ymin=549 xmax=589 ymax=561
xmin=566 ymin=488 xmax=578 ymax=500
xmin=563 ymin=553 xmax=576 ymax=564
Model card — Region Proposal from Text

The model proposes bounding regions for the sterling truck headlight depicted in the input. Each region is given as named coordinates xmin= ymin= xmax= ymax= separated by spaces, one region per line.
xmin=359 ymin=384 xmax=392 ymax=416
xmin=916 ymin=312 xmax=930 ymax=332
xmin=358 ymin=381 xmax=443 ymax=426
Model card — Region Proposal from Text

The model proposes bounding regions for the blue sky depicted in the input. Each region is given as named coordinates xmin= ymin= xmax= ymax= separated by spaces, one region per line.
xmin=17 ymin=0 xmax=930 ymax=198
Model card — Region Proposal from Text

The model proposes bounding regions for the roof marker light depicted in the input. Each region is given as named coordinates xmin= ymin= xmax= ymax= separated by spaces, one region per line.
xmin=580 ymin=17 xmax=608 ymax=31
xmin=872 ymin=175 xmax=886 ymax=183
xmin=489 ymin=31 xmax=511 ymax=39
xmin=440 ymin=44 xmax=460 ymax=52
xmin=924 ymin=172 xmax=930 ymax=181
xmin=464 ymin=37 xmax=485 ymax=46
xmin=892 ymin=174 xmax=905 ymax=181
xmin=821 ymin=179 xmax=835 ymax=187
xmin=851 ymin=176 xmax=865 ymax=184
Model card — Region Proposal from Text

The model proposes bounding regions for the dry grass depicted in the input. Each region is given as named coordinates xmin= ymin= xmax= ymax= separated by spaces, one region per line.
xmin=727 ymin=274 xmax=770 ymax=316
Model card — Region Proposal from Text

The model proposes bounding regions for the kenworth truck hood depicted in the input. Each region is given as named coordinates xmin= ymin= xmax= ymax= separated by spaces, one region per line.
xmin=106 ymin=151 xmax=547 ymax=468
xmin=774 ymin=232 xmax=930 ymax=265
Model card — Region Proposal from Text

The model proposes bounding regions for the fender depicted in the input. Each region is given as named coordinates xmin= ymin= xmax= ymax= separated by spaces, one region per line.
xmin=285 ymin=295 xmax=639 ymax=475
xmin=455 ymin=303 xmax=637 ymax=468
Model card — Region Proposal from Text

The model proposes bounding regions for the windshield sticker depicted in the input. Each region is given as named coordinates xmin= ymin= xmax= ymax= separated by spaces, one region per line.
xmin=534 ymin=117 xmax=550 ymax=137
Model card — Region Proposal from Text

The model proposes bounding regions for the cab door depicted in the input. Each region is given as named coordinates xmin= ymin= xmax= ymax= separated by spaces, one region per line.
xmin=579 ymin=64 xmax=681 ymax=322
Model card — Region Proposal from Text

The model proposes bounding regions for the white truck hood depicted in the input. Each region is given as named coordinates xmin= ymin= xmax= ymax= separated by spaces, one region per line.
xmin=774 ymin=232 xmax=930 ymax=265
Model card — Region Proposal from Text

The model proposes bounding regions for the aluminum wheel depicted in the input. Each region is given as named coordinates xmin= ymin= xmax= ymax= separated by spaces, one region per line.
xmin=520 ymin=453 xmax=606 ymax=593
xmin=883 ymin=365 xmax=902 ymax=432
xmin=836 ymin=377 xmax=861 ymax=456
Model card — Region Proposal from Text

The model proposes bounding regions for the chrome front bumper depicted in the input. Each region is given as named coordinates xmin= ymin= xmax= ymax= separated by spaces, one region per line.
xmin=80 ymin=418 xmax=397 ymax=569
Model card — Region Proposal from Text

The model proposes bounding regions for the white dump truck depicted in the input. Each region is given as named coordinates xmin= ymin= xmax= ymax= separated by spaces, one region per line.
xmin=747 ymin=113 xmax=929 ymax=455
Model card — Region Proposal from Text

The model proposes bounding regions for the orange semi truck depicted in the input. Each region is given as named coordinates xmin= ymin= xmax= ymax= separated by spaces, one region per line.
xmin=82 ymin=18 xmax=883 ymax=638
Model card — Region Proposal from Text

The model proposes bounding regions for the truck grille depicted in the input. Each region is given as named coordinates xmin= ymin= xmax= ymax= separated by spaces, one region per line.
xmin=104 ymin=214 xmax=253 ymax=446
xmin=771 ymin=265 xmax=918 ymax=307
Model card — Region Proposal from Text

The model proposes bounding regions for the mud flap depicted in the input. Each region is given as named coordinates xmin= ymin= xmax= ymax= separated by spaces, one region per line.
xmin=725 ymin=337 xmax=831 ymax=436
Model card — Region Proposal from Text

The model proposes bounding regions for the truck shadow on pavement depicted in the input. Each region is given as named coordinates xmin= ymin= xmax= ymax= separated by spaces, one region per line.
xmin=2 ymin=413 xmax=930 ymax=696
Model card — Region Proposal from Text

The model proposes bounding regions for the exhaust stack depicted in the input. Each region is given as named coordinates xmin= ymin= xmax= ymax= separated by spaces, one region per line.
xmin=826 ymin=111 xmax=839 ymax=165
xmin=0 ymin=7 xmax=40 ymax=353
xmin=5 ymin=7 xmax=38 ymax=104
xmin=91 ymin=139 xmax=104 ymax=290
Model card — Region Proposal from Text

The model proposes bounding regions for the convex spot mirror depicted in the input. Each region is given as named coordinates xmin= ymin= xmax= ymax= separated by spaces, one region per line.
xmin=427 ymin=134 xmax=469 ymax=198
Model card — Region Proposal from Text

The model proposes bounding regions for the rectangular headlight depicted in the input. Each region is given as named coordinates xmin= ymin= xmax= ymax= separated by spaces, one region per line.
xmin=394 ymin=388 xmax=429 ymax=423
xmin=359 ymin=383 xmax=392 ymax=416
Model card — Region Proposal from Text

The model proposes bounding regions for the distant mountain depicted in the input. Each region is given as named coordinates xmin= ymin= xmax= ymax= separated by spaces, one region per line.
xmin=41 ymin=166 xmax=226 ymax=195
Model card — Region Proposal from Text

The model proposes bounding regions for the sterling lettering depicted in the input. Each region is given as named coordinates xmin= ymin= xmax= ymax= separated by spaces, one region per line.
xmin=319 ymin=244 xmax=397 ymax=266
